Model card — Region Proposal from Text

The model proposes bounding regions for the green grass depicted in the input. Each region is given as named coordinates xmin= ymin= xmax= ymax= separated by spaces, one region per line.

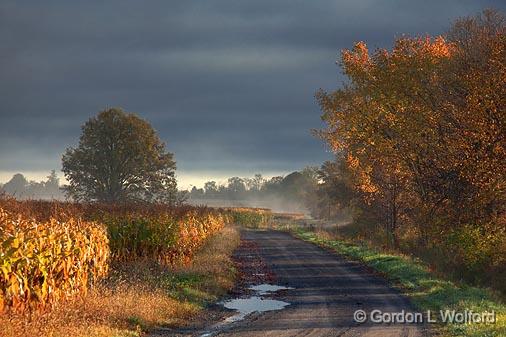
xmin=293 ymin=228 xmax=506 ymax=337
xmin=155 ymin=272 xmax=211 ymax=304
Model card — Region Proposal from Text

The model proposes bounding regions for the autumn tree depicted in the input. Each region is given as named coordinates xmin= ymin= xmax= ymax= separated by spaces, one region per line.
xmin=317 ymin=9 xmax=505 ymax=253
xmin=62 ymin=108 xmax=177 ymax=203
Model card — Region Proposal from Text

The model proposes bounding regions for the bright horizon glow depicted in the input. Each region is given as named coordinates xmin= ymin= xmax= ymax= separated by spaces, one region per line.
xmin=0 ymin=170 xmax=291 ymax=191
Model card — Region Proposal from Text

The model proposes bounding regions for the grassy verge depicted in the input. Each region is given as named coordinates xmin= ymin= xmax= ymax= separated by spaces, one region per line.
xmin=0 ymin=226 xmax=240 ymax=337
xmin=292 ymin=228 xmax=505 ymax=337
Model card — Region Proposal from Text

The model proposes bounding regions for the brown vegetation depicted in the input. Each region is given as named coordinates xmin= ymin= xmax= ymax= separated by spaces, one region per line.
xmin=315 ymin=10 xmax=505 ymax=293
xmin=0 ymin=198 xmax=241 ymax=337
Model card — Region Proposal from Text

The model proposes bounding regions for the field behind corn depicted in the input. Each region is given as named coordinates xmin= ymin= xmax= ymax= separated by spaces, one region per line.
xmin=0 ymin=197 xmax=267 ymax=337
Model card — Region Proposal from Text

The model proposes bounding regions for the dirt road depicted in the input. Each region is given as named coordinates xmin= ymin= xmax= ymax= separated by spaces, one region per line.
xmin=161 ymin=230 xmax=427 ymax=337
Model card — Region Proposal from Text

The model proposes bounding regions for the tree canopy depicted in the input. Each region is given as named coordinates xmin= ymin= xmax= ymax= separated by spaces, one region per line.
xmin=62 ymin=108 xmax=177 ymax=203
xmin=314 ymin=10 xmax=505 ymax=282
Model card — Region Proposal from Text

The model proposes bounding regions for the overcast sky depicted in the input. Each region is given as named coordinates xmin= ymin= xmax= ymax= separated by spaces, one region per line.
xmin=1 ymin=1 xmax=504 ymax=188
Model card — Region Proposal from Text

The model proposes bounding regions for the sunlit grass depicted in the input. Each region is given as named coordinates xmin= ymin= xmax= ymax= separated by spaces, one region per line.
xmin=294 ymin=228 xmax=506 ymax=337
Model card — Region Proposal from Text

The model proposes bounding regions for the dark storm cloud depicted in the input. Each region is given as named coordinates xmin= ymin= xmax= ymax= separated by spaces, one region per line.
xmin=1 ymin=0 xmax=505 ymax=184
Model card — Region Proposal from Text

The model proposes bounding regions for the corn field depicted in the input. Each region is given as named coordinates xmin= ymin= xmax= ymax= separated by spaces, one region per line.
xmin=0 ymin=199 xmax=257 ymax=313
xmin=0 ymin=207 xmax=109 ymax=313
xmin=102 ymin=209 xmax=230 ymax=264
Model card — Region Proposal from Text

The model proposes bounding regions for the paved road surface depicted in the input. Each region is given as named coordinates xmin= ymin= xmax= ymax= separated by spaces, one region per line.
xmin=212 ymin=230 xmax=426 ymax=337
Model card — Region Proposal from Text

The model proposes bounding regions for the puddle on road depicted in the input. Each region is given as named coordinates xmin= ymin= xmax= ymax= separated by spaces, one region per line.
xmin=199 ymin=284 xmax=293 ymax=337
xmin=248 ymin=284 xmax=293 ymax=295
xmin=222 ymin=284 xmax=293 ymax=322
xmin=223 ymin=296 xmax=290 ymax=322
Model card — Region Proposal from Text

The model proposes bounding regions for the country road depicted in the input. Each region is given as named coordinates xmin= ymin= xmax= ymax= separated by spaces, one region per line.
xmin=161 ymin=230 xmax=428 ymax=337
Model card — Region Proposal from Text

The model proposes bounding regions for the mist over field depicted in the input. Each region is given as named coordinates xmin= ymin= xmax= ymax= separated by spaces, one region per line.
xmin=187 ymin=197 xmax=307 ymax=214
xmin=3 ymin=1 xmax=504 ymax=187
xmin=1 ymin=2 xmax=505 ymax=337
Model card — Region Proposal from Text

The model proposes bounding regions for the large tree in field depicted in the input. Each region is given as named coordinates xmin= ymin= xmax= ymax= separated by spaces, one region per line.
xmin=62 ymin=108 xmax=177 ymax=203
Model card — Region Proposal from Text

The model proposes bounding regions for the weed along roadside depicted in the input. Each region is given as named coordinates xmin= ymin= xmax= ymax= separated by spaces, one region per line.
xmin=290 ymin=227 xmax=506 ymax=337
xmin=0 ymin=199 xmax=256 ymax=337
xmin=0 ymin=5 xmax=504 ymax=337
xmin=2 ymin=199 xmax=505 ymax=337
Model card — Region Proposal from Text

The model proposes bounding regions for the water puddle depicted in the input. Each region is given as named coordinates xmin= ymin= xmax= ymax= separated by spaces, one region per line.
xmin=221 ymin=283 xmax=293 ymax=322
xmin=223 ymin=296 xmax=290 ymax=322
xmin=199 ymin=283 xmax=293 ymax=336
xmin=248 ymin=284 xmax=293 ymax=295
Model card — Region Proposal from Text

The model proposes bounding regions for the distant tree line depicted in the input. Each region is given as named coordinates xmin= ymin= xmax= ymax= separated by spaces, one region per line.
xmin=187 ymin=169 xmax=321 ymax=212
xmin=0 ymin=170 xmax=64 ymax=200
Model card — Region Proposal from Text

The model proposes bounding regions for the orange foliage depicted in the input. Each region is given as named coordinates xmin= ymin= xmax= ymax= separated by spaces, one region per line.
xmin=316 ymin=10 xmax=505 ymax=284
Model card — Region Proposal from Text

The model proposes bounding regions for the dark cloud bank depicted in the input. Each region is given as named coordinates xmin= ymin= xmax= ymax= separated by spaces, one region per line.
xmin=1 ymin=0 xmax=504 ymax=186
